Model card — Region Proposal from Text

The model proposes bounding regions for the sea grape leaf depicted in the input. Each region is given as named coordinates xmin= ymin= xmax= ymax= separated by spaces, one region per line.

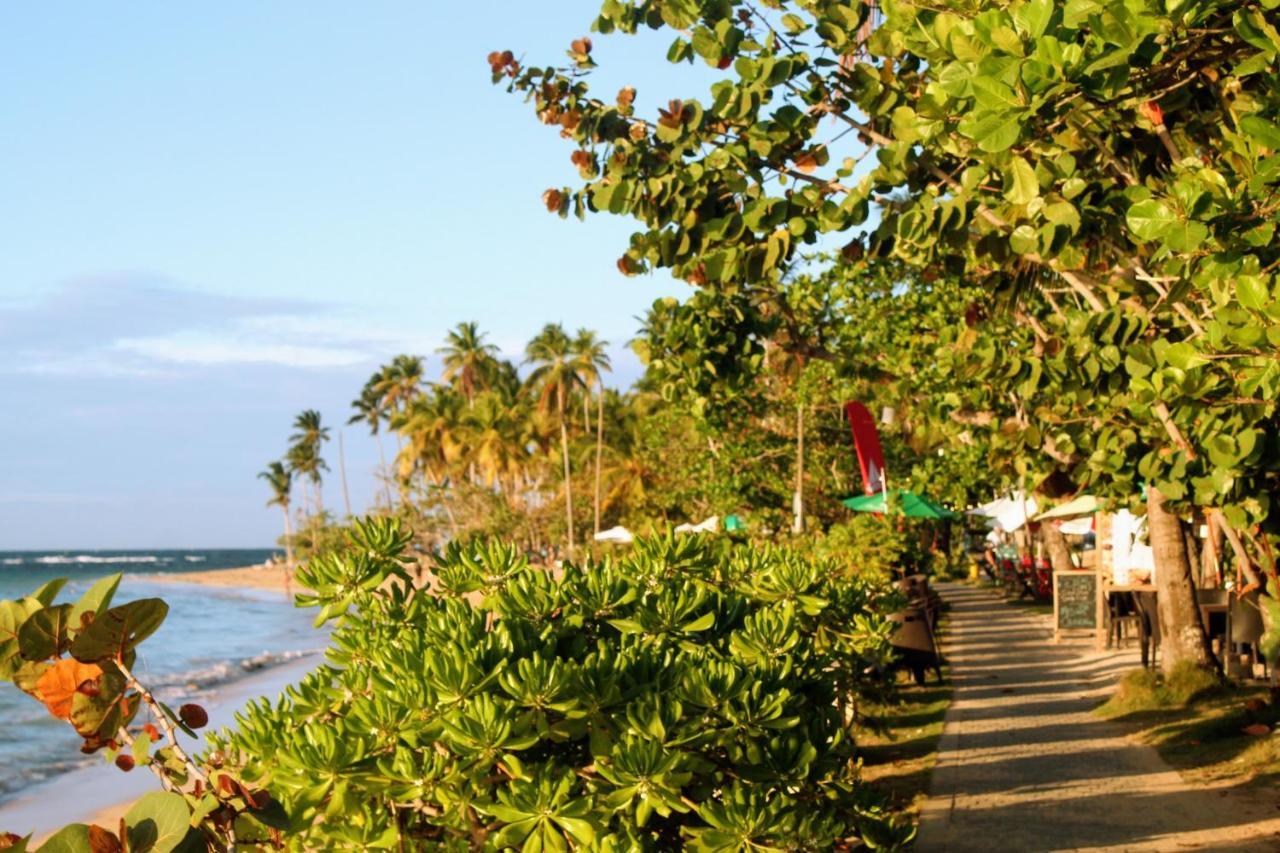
xmin=69 ymin=669 xmax=130 ymax=738
xmin=0 ymin=598 xmax=45 ymax=680
xmin=18 ymin=605 xmax=73 ymax=661
xmin=68 ymin=574 xmax=123 ymax=637
xmin=28 ymin=579 xmax=68 ymax=608
xmin=125 ymin=792 xmax=191 ymax=853
xmin=34 ymin=659 xmax=104 ymax=720
xmin=1126 ymin=199 xmax=1177 ymax=242
xmin=70 ymin=600 xmax=168 ymax=664
xmin=32 ymin=824 xmax=91 ymax=853
xmin=85 ymin=825 xmax=121 ymax=853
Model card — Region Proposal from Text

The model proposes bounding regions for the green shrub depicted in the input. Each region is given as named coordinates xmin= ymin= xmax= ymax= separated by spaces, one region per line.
xmin=210 ymin=518 xmax=914 ymax=850
xmin=1102 ymin=662 xmax=1227 ymax=716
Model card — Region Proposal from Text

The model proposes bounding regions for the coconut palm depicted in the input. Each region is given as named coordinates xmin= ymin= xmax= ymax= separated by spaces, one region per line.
xmin=288 ymin=410 xmax=330 ymax=514
xmin=464 ymin=390 xmax=528 ymax=496
xmin=525 ymin=324 xmax=583 ymax=556
xmin=377 ymin=355 xmax=426 ymax=415
xmin=439 ymin=322 xmax=499 ymax=406
xmin=349 ymin=379 xmax=393 ymax=505
xmin=258 ymin=461 xmax=295 ymax=569
xmin=572 ymin=329 xmax=612 ymax=535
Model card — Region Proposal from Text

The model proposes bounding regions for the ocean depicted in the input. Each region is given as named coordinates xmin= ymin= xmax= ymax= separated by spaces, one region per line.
xmin=0 ymin=550 xmax=328 ymax=804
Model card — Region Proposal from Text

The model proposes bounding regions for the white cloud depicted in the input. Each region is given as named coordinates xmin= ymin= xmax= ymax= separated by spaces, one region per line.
xmin=115 ymin=333 xmax=371 ymax=369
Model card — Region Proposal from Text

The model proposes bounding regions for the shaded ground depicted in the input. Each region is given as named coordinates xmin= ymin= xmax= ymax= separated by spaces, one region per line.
xmin=860 ymin=683 xmax=951 ymax=821
xmin=917 ymin=583 xmax=1280 ymax=852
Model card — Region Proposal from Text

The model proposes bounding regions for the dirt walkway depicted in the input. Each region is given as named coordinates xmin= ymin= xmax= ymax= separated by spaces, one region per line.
xmin=916 ymin=583 xmax=1280 ymax=852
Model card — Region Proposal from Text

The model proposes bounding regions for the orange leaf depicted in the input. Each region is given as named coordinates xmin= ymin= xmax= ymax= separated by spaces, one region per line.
xmin=794 ymin=153 xmax=818 ymax=173
xmin=87 ymin=824 xmax=122 ymax=853
xmin=1243 ymin=723 xmax=1271 ymax=737
xmin=34 ymin=659 xmax=103 ymax=720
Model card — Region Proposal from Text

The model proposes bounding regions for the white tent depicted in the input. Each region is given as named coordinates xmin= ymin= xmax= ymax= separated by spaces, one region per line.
xmin=1034 ymin=494 xmax=1099 ymax=521
xmin=675 ymin=515 xmax=719 ymax=534
xmin=593 ymin=525 xmax=634 ymax=544
xmin=968 ymin=493 xmax=1039 ymax=532
xmin=1060 ymin=516 xmax=1095 ymax=536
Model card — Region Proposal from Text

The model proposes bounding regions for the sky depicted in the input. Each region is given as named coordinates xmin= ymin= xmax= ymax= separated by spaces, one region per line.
xmin=0 ymin=3 xmax=712 ymax=549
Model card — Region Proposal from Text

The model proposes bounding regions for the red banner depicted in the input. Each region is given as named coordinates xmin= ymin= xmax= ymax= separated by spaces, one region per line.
xmin=844 ymin=401 xmax=886 ymax=495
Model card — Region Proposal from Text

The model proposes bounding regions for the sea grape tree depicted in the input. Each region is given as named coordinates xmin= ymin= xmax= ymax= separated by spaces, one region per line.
xmin=494 ymin=0 xmax=1280 ymax=669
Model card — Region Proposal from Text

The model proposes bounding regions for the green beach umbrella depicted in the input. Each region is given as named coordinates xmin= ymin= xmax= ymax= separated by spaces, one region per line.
xmin=841 ymin=489 xmax=961 ymax=520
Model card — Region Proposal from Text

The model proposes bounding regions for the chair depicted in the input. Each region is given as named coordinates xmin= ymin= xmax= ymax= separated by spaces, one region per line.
xmin=1230 ymin=591 xmax=1265 ymax=678
xmin=1132 ymin=591 xmax=1161 ymax=669
xmin=1108 ymin=593 xmax=1141 ymax=649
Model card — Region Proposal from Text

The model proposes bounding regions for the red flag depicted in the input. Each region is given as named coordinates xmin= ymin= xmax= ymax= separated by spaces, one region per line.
xmin=844 ymin=401 xmax=886 ymax=495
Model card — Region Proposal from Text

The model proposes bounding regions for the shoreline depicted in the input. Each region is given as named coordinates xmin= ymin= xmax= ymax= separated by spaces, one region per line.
xmin=0 ymin=651 xmax=323 ymax=840
xmin=140 ymin=563 xmax=308 ymax=596
xmin=0 ymin=566 xmax=323 ymax=840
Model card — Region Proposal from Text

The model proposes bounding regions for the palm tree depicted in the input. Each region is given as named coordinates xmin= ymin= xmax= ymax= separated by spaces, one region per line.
xmin=377 ymin=355 xmax=426 ymax=416
xmin=288 ymin=410 xmax=331 ymax=514
xmin=525 ymin=323 xmax=583 ymax=556
xmin=258 ymin=461 xmax=295 ymax=570
xmin=464 ymin=390 xmax=528 ymax=496
xmin=439 ymin=322 xmax=499 ymax=406
xmin=572 ymin=329 xmax=612 ymax=535
xmin=349 ymin=375 xmax=393 ymax=505
xmin=394 ymin=387 xmax=466 ymax=532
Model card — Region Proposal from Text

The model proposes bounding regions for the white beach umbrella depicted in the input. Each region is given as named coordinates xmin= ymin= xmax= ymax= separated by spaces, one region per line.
xmin=593 ymin=525 xmax=634 ymax=544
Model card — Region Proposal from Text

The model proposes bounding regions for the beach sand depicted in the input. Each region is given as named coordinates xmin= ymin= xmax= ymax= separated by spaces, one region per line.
xmin=142 ymin=563 xmax=308 ymax=595
xmin=0 ymin=625 xmax=323 ymax=842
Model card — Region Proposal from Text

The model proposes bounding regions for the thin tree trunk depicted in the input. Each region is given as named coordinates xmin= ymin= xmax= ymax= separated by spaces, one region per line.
xmin=338 ymin=431 xmax=352 ymax=518
xmin=558 ymin=383 xmax=575 ymax=556
xmin=792 ymin=403 xmax=805 ymax=534
xmin=1149 ymin=487 xmax=1216 ymax=672
xmin=594 ymin=388 xmax=605 ymax=536
xmin=376 ymin=434 xmax=393 ymax=507
xmin=281 ymin=502 xmax=294 ymax=597
xmin=429 ymin=470 xmax=459 ymax=536
xmin=1042 ymin=521 xmax=1074 ymax=574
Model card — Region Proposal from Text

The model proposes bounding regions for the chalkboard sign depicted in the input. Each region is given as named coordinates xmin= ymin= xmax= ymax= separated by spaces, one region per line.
xmin=1054 ymin=571 xmax=1099 ymax=640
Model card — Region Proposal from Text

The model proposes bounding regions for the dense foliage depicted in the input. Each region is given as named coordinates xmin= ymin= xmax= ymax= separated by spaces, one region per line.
xmin=495 ymin=0 xmax=1280 ymax=669
xmin=207 ymin=518 xmax=912 ymax=850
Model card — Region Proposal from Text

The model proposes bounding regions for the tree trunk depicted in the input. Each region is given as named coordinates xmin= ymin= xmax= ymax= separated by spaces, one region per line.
xmin=1149 ymin=487 xmax=1216 ymax=672
xmin=558 ymin=383 xmax=575 ymax=556
xmin=1042 ymin=521 xmax=1074 ymax=574
xmin=594 ymin=389 xmax=605 ymax=536
xmin=281 ymin=503 xmax=295 ymax=568
xmin=338 ymin=431 xmax=352 ymax=519
xmin=792 ymin=403 xmax=805 ymax=534
xmin=281 ymin=502 xmax=295 ymax=597
xmin=376 ymin=434 xmax=393 ymax=507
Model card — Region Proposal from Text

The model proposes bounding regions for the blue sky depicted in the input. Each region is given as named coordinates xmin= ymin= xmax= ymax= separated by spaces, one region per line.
xmin=0 ymin=3 xmax=706 ymax=548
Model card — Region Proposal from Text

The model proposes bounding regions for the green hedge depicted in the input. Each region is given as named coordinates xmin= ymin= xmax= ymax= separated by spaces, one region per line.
xmin=212 ymin=520 xmax=913 ymax=850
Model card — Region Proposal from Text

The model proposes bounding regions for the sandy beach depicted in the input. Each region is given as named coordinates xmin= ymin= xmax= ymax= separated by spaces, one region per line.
xmin=141 ymin=562 xmax=307 ymax=595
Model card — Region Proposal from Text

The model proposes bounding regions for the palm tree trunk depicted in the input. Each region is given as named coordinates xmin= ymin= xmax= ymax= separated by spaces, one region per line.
xmin=792 ymin=403 xmax=805 ymax=534
xmin=281 ymin=502 xmax=295 ymax=596
xmin=338 ymin=431 xmax=352 ymax=518
xmin=376 ymin=434 xmax=393 ymax=507
xmin=558 ymin=383 xmax=575 ymax=556
xmin=1149 ymin=486 xmax=1216 ymax=672
xmin=594 ymin=389 xmax=605 ymax=536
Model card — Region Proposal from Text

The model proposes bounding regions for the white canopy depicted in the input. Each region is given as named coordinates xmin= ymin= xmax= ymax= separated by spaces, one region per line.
xmin=1035 ymin=494 xmax=1099 ymax=521
xmin=593 ymin=525 xmax=634 ymax=544
xmin=675 ymin=515 xmax=719 ymax=534
xmin=968 ymin=493 xmax=1039 ymax=532
xmin=1060 ymin=516 xmax=1095 ymax=536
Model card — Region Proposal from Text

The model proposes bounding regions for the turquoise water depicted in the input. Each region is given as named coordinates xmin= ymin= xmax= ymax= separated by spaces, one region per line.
xmin=0 ymin=550 xmax=327 ymax=803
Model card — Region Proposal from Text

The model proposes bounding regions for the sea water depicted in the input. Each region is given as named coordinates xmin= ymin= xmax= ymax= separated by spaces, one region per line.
xmin=0 ymin=550 xmax=328 ymax=804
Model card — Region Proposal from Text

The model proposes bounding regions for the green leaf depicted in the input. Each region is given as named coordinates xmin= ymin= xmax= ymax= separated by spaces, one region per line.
xmin=29 ymin=579 xmax=68 ymax=607
xmin=1126 ymin=199 xmax=1177 ymax=242
xmin=1237 ymin=276 xmax=1271 ymax=311
xmin=1014 ymin=0 xmax=1054 ymax=39
xmin=18 ymin=604 xmax=73 ymax=661
xmin=125 ymin=792 xmax=192 ymax=853
xmin=33 ymin=824 xmax=91 ymax=853
xmin=70 ymin=599 xmax=168 ymax=663
xmin=1004 ymin=156 xmax=1039 ymax=205
xmin=970 ymin=77 xmax=1022 ymax=111
xmin=0 ymin=598 xmax=44 ymax=679
xmin=1241 ymin=115 xmax=1280 ymax=149
xmin=68 ymin=574 xmax=122 ymax=636
xmin=957 ymin=113 xmax=1021 ymax=152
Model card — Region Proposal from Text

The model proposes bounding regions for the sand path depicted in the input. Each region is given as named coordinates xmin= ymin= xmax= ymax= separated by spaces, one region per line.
xmin=917 ymin=583 xmax=1280 ymax=852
